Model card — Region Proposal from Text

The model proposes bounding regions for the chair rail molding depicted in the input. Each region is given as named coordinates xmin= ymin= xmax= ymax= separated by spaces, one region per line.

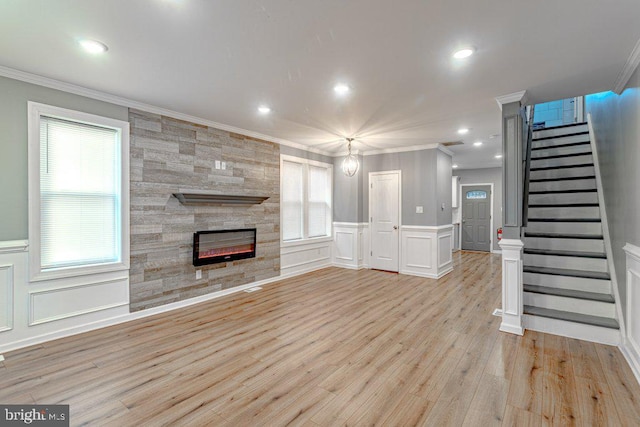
xmin=622 ymin=243 xmax=640 ymax=385
xmin=499 ymin=238 xmax=524 ymax=335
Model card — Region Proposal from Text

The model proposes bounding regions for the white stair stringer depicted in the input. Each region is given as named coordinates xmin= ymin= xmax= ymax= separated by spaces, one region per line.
xmin=522 ymin=121 xmax=620 ymax=339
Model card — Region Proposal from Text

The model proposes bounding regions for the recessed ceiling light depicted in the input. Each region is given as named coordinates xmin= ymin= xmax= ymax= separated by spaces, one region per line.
xmin=495 ymin=154 xmax=503 ymax=159
xmin=457 ymin=128 xmax=469 ymax=135
xmin=334 ymin=83 xmax=350 ymax=95
xmin=473 ymin=141 xmax=483 ymax=147
xmin=257 ymin=106 xmax=271 ymax=114
xmin=79 ymin=39 xmax=108 ymax=54
xmin=452 ymin=164 xmax=459 ymax=169
xmin=453 ymin=48 xmax=474 ymax=59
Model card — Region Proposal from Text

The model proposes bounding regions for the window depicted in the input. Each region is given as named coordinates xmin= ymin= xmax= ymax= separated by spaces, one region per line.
xmin=28 ymin=102 xmax=130 ymax=280
xmin=466 ymin=190 xmax=487 ymax=199
xmin=280 ymin=155 xmax=332 ymax=241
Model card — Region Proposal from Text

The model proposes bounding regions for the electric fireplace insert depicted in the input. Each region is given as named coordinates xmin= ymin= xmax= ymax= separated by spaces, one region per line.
xmin=193 ymin=228 xmax=257 ymax=266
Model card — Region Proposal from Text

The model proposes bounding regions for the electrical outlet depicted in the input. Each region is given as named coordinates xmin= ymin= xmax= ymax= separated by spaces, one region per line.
xmin=215 ymin=160 xmax=221 ymax=169
xmin=416 ymin=206 xmax=423 ymax=213
xmin=196 ymin=270 xmax=202 ymax=280
xmin=221 ymin=161 xmax=226 ymax=170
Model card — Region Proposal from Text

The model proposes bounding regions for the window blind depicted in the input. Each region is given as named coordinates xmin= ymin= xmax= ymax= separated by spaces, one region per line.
xmin=39 ymin=116 xmax=121 ymax=269
xmin=308 ymin=165 xmax=329 ymax=238
xmin=281 ymin=160 xmax=304 ymax=241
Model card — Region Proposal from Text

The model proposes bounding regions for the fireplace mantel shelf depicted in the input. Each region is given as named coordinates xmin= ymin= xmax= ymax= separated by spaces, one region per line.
xmin=173 ymin=192 xmax=269 ymax=206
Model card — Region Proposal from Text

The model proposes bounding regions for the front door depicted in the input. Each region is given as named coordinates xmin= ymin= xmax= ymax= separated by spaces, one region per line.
xmin=369 ymin=171 xmax=400 ymax=272
xmin=461 ymin=185 xmax=491 ymax=252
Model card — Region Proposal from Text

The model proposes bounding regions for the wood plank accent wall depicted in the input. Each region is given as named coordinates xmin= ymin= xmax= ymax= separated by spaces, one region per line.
xmin=129 ymin=109 xmax=280 ymax=311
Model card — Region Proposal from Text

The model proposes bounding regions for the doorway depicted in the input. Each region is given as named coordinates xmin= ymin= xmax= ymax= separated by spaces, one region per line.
xmin=369 ymin=171 xmax=401 ymax=272
xmin=461 ymin=184 xmax=492 ymax=252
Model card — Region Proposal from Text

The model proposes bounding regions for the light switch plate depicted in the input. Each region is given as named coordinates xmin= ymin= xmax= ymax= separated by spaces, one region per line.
xmin=416 ymin=206 xmax=423 ymax=213
xmin=215 ymin=160 xmax=221 ymax=169
xmin=196 ymin=270 xmax=202 ymax=280
xmin=221 ymin=161 xmax=226 ymax=170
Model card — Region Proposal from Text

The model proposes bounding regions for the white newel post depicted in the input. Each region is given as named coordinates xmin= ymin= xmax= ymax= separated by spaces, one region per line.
xmin=499 ymin=238 xmax=524 ymax=335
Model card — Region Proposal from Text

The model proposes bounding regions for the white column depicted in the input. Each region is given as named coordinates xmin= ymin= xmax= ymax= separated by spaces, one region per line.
xmin=499 ymin=238 xmax=524 ymax=335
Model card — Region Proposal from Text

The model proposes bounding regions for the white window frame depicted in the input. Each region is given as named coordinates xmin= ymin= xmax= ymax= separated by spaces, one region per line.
xmin=27 ymin=102 xmax=130 ymax=281
xmin=280 ymin=154 xmax=333 ymax=245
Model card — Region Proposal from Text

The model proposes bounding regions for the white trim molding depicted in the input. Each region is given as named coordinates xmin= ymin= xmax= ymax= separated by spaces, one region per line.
xmin=622 ymin=243 xmax=640 ymax=386
xmin=495 ymin=90 xmax=528 ymax=110
xmin=0 ymin=240 xmax=29 ymax=254
xmin=613 ymin=37 xmax=640 ymax=94
xmin=400 ymin=225 xmax=453 ymax=279
xmin=588 ymin=114 xmax=626 ymax=337
xmin=332 ymin=222 xmax=370 ymax=270
xmin=499 ymin=238 xmax=524 ymax=335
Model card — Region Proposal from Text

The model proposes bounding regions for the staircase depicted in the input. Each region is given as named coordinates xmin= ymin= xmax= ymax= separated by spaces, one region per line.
xmin=522 ymin=122 xmax=620 ymax=341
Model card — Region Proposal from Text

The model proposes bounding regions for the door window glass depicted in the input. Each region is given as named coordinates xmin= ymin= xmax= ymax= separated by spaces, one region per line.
xmin=466 ymin=190 xmax=487 ymax=199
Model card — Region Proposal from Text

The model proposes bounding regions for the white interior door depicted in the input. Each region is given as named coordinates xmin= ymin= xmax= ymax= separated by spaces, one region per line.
xmin=369 ymin=171 xmax=400 ymax=272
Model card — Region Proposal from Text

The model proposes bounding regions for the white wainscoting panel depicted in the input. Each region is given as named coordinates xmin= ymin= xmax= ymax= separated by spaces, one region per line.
xmin=281 ymin=238 xmax=332 ymax=278
xmin=400 ymin=225 xmax=453 ymax=279
xmin=0 ymin=240 xmax=131 ymax=353
xmin=499 ymin=239 xmax=524 ymax=335
xmin=622 ymin=243 xmax=640 ymax=386
xmin=332 ymin=223 xmax=369 ymax=270
xmin=0 ymin=263 xmax=14 ymax=332
xmin=30 ymin=277 xmax=129 ymax=325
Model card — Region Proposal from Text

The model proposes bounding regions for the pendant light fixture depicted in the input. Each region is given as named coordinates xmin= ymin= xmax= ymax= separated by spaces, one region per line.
xmin=341 ymin=137 xmax=359 ymax=177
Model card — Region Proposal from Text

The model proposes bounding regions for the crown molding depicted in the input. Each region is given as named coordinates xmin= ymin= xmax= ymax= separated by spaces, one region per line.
xmin=0 ymin=65 xmax=333 ymax=157
xmin=361 ymin=142 xmax=441 ymax=156
xmin=613 ymin=37 xmax=640 ymax=94
xmin=495 ymin=90 xmax=528 ymax=110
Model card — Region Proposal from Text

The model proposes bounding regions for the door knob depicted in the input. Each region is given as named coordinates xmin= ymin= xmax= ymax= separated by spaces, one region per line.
xmin=393 ymin=226 xmax=398 ymax=230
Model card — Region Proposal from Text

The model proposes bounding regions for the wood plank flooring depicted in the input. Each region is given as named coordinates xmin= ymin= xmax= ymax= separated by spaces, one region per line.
xmin=1 ymin=251 xmax=639 ymax=426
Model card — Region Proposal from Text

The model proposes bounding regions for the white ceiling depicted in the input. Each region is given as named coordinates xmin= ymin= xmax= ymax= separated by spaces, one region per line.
xmin=1 ymin=0 xmax=639 ymax=169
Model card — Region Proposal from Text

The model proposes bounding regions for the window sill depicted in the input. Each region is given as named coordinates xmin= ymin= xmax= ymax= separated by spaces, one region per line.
xmin=280 ymin=236 xmax=333 ymax=248
xmin=30 ymin=261 xmax=130 ymax=283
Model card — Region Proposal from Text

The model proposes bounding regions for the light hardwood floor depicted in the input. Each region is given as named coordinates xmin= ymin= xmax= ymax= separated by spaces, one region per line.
xmin=2 ymin=251 xmax=640 ymax=426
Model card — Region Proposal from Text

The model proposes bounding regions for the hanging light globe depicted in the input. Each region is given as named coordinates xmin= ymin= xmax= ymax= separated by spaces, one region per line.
xmin=341 ymin=138 xmax=359 ymax=177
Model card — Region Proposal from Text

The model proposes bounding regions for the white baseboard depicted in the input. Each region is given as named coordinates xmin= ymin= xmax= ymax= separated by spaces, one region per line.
xmin=620 ymin=339 xmax=640 ymax=387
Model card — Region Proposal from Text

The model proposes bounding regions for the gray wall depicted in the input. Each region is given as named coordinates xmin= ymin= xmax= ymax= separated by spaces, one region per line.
xmin=333 ymin=154 xmax=364 ymax=223
xmin=0 ymin=76 xmax=129 ymax=241
xmin=454 ymin=167 xmax=503 ymax=251
xmin=361 ymin=148 xmax=451 ymax=227
xmin=585 ymin=67 xmax=640 ymax=324
xmin=436 ymin=150 xmax=453 ymax=226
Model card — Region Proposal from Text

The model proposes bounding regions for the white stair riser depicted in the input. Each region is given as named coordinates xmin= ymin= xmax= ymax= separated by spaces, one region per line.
xmin=524 ymin=292 xmax=616 ymax=318
xmin=522 ymin=314 xmax=620 ymax=345
xmin=528 ymin=192 xmax=598 ymax=205
xmin=528 ymin=206 xmax=600 ymax=219
xmin=524 ymin=237 xmax=605 ymax=252
xmin=531 ymin=154 xmax=593 ymax=169
xmin=527 ymin=222 xmax=602 ymax=234
xmin=524 ymin=272 xmax=611 ymax=294
xmin=525 ymin=221 xmax=602 ymax=234
xmin=529 ymin=178 xmax=596 ymax=192
xmin=524 ymin=253 xmax=608 ymax=272
xmin=533 ymin=124 xmax=589 ymax=139
xmin=530 ymin=166 xmax=594 ymax=180
xmin=532 ymin=135 xmax=590 ymax=149
xmin=531 ymin=144 xmax=592 ymax=159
